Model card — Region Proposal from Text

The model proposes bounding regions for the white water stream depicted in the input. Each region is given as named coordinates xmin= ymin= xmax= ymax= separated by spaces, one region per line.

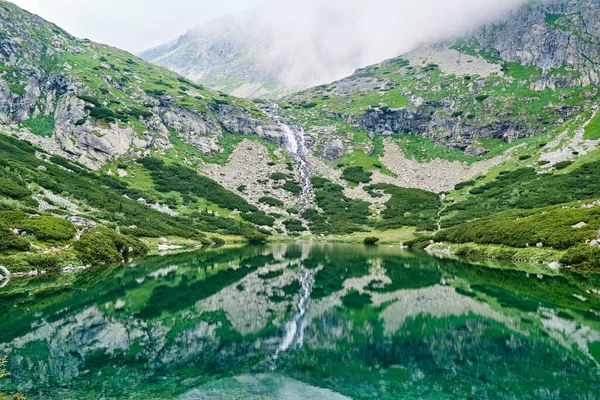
xmin=270 ymin=105 xmax=313 ymax=211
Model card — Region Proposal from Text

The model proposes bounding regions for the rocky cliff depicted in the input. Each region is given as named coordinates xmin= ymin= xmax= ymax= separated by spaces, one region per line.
xmin=467 ymin=0 xmax=600 ymax=88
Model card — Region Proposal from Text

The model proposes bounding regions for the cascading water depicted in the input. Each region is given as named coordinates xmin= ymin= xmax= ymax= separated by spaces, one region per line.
xmin=269 ymin=105 xmax=313 ymax=212
xmin=272 ymin=260 xmax=313 ymax=365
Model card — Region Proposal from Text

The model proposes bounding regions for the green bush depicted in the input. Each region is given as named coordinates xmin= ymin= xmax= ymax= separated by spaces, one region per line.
xmin=363 ymin=237 xmax=380 ymax=245
xmin=365 ymin=184 xmax=440 ymax=231
xmin=211 ymin=237 xmax=225 ymax=247
xmin=454 ymin=180 xmax=474 ymax=191
xmin=341 ymin=290 xmax=372 ymax=309
xmin=284 ymin=219 xmax=305 ymax=232
xmin=282 ymin=181 xmax=301 ymax=195
xmin=0 ymin=178 xmax=31 ymax=200
xmin=305 ymin=177 xmax=370 ymax=235
xmin=259 ymin=196 xmax=284 ymax=207
xmin=74 ymin=227 xmax=148 ymax=266
xmin=436 ymin=205 xmax=600 ymax=250
xmin=554 ymin=161 xmax=573 ymax=170
xmin=141 ymin=157 xmax=258 ymax=213
xmin=0 ymin=226 xmax=30 ymax=252
xmin=18 ymin=216 xmax=76 ymax=242
xmin=559 ymin=245 xmax=600 ymax=270
xmin=270 ymin=172 xmax=290 ymax=181
xmin=241 ymin=211 xmax=275 ymax=227
xmin=341 ymin=166 xmax=373 ymax=184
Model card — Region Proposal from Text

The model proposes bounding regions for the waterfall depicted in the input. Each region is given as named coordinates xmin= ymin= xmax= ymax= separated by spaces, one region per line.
xmin=272 ymin=261 xmax=313 ymax=363
xmin=269 ymin=105 xmax=313 ymax=211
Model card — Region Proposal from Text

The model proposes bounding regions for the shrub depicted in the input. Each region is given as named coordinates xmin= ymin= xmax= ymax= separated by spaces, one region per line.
xmin=365 ymin=184 xmax=440 ymax=231
xmin=241 ymin=211 xmax=275 ymax=227
xmin=554 ymin=161 xmax=573 ymax=170
xmin=74 ymin=227 xmax=148 ymax=266
xmin=259 ymin=196 xmax=284 ymax=207
xmin=0 ymin=178 xmax=31 ymax=199
xmin=18 ymin=216 xmax=75 ymax=242
xmin=364 ymin=237 xmax=380 ymax=245
xmin=244 ymin=232 xmax=268 ymax=244
xmin=341 ymin=290 xmax=372 ymax=309
xmin=454 ymin=180 xmax=475 ymax=191
xmin=0 ymin=226 xmax=30 ymax=252
xmin=341 ymin=167 xmax=372 ymax=184
xmin=559 ymin=245 xmax=600 ymax=270
xmin=211 ymin=237 xmax=225 ymax=247
xmin=284 ymin=219 xmax=306 ymax=232
xmin=305 ymin=178 xmax=371 ymax=235
xmin=270 ymin=172 xmax=289 ymax=181
xmin=519 ymin=155 xmax=532 ymax=160
xmin=282 ymin=181 xmax=301 ymax=195
xmin=141 ymin=157 xmax=258 ymax=213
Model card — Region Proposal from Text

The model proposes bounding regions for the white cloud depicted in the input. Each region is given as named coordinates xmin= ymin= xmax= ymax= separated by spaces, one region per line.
xmin=9 ymin=0 xmax=528 ymax=86
xmin=9 ymin=0 xmax=260 ymax=52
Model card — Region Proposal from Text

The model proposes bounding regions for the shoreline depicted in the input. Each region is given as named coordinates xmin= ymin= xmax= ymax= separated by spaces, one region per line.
xmin=0 ymin=238 xmax=574 ymax=286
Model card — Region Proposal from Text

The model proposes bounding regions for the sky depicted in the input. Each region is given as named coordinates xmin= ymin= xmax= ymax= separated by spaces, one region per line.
xmin=10 ymin=0 xmax=527 ymax=54
xmin=10 ymin=0 xmax=261 ymax=52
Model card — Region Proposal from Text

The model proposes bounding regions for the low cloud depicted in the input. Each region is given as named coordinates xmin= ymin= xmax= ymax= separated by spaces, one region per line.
xmin=239 ymin=0 xmax=528 ymax=86
xmin=11 ymin=0 xmax=528 ymax=87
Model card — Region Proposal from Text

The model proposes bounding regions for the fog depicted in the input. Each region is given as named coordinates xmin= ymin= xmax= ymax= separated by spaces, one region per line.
xmin=11 ymin=0 xmax=528 ymax=87
xmin=185 ymin=0 xmax=529 ymax=87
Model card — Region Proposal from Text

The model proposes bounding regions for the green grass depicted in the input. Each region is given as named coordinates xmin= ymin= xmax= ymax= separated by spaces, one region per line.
xmin=21 ymin=114 xmax=55 ymax=137
xmin=336 ymin=149 xmax=394 ymax=175
xmin=394 ymin=134 xmax=478 ymax=163
xmin=584 ymin=112 xmax=600 ymax=140
xmin=9 ymin=83 xmax=25 ymax=95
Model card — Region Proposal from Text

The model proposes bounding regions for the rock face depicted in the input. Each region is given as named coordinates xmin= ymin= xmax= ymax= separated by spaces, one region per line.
xmin=467 ymin=0 xmax=600 ymax=88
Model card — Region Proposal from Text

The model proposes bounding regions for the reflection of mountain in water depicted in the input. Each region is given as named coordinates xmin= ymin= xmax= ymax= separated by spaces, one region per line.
xmin=0 ymin=244 xmax=599 ymax=399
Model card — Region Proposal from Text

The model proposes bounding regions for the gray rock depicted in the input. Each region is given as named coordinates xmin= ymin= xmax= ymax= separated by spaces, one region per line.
xmin=318 ymin=139 xmax=346 ymax=161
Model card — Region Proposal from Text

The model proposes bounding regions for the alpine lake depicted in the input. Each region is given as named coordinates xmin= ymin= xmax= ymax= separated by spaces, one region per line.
xmin=0 ymin=244 xmax=599 ymax=399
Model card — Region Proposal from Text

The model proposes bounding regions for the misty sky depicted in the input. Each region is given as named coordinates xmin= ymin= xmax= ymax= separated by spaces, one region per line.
xmin=10 ymin=0 xmax=527 ymax=55
xmin=10 ymin=0 xmax=261 ymax=52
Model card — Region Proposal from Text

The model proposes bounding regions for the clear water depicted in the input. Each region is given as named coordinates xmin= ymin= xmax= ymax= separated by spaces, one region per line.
xmin=0 ymin=244 xmax=599 ymax=400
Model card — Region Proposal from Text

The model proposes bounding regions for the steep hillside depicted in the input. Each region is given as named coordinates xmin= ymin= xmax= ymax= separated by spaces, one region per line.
xmin=283 ymin=0 xmax=600 ymax=163
xmin=0 ymin=0 xmax=290 ymax=170
xmin=1 ymin=0 xmax=600 ymax=274
xmin=0 ymin=1 xmax=303 ymax=273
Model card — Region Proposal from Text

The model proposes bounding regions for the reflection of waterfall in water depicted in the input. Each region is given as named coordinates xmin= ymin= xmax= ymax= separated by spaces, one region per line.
xmin=272 ymin=261 xmax=313 ymax=365
xmin=270 ymin=106 xmax=313 ymax=212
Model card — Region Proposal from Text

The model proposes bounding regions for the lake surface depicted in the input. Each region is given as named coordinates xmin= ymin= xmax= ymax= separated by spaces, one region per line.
xmin=0 ymin=244 xmax=599 ymax=399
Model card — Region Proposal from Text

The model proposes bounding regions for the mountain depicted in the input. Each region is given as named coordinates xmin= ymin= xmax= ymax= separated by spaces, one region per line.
xmin=1 ymin=0 xmax=600 ymax=275
xmin=139 ymin=13 xmax=292 ymax=99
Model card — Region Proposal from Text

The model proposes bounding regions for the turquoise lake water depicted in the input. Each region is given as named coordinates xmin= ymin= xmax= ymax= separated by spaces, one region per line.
xmin=0 ymin=244 xmax=599 ymax=399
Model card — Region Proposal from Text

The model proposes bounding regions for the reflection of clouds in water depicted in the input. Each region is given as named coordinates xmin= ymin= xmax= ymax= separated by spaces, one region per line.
xmin=177 ymin=374 xmax=350 ymax=400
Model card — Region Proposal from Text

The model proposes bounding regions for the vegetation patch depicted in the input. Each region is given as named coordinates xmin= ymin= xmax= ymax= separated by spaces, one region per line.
xmin=304 ymin=177 xmax=370 ymax=235
xmin=365 ymin=184 xmax=440 ymax=231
